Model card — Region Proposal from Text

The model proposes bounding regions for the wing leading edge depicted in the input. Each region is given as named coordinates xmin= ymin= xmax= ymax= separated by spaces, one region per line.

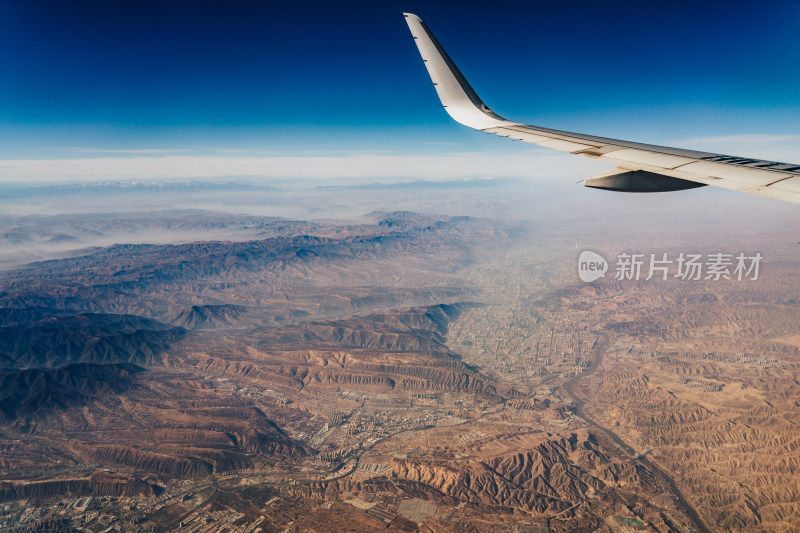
xmin=403 ymin=12 xmax=800 ymax=204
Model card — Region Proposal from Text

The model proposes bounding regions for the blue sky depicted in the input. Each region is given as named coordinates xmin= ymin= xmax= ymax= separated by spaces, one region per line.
xmin=1 ymin=0 xmax=799 ymax=181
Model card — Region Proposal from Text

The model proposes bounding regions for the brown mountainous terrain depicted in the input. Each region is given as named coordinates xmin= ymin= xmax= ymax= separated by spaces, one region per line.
xmin=1 ymin=208 xmax=798 ymax=532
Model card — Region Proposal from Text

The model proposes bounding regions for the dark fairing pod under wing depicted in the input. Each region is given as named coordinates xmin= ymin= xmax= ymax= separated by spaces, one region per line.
xmin=584 ymin=168 xmax=708 ymax=192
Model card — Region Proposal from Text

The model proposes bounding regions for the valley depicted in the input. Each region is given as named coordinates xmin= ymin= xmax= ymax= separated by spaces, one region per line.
xmin=0 ymin=205 xmax=799 ymax=532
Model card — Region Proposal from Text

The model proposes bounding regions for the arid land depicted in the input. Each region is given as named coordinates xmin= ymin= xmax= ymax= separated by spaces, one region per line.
xmin=1 ymin=184 xmax=799 ymax=532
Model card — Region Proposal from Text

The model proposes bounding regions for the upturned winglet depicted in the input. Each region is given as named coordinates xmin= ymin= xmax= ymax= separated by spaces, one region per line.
xmin=403 ymin=13 xmax=509 ymax=130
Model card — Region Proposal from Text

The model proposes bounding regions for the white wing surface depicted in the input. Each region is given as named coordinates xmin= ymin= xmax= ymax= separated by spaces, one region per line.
xmin=404 ymin=13 xmax=800 ymax=203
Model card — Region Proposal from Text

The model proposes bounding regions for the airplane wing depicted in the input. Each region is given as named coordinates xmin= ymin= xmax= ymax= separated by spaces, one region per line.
xmin=403 ymin=13 xmax=800 ymax=204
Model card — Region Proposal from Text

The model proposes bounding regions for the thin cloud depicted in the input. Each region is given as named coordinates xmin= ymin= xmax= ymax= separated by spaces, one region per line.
xmin=66 ymin=148 xmax=185 ymax=154
xmin=666 ymin=134 xmax=800 ymax=162
xmin=206 ymin=148 xmax=246 ymax=153
xmin=0 ymin=151 xmax=606 ymax=183
xmin=669 ymin=134 xmax=800 ymax=145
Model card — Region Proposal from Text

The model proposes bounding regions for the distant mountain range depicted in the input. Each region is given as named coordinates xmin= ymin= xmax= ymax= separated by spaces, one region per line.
xmin=0 ymin=180 xmax=277 ymax=198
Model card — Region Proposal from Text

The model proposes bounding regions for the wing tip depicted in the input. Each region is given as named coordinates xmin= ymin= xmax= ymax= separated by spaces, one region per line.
xmin=403 ymin=11 xmax=506 ymax=129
